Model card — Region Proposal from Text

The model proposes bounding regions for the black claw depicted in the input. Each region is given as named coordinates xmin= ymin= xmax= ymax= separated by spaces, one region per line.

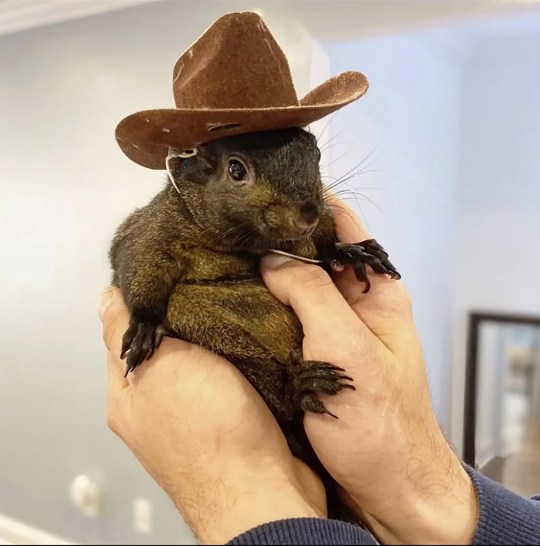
xmin=300 ymin=394 xmax=339 ymax=419
xmin=298 ymin=363 xmax=344 ymax=379
xmin=309 ymin=378 xmax=355 ymax=395
xmin=290 ymin=360 xmax=355 ymax=418
xmin=141 ymin=332 xmax=155 ymax=362
xmin=120 ymin=323 xmax=137 ymax=359
xmin=352 ymin=260 xmax=371 ymax=292
xmin=120 ymin=317 xmax=166 ymax=374
xmin=297 ymin=367 xmax=355 ymax=388
xmin=149 ymin=325 xmax=166 ymax=359
xmin=361 ymin=239 xmax=389 ymax=259
xmin=328 ymin=364 xmax=345 ymax=372
xmin=330 ymin=239 xmax=401 ymax=292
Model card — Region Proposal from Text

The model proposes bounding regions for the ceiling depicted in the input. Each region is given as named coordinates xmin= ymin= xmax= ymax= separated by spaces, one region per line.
xmin=0 ymin=0 xmax=158 ymax=36
xmin=1 ymin=0 xmax=540 ymax=40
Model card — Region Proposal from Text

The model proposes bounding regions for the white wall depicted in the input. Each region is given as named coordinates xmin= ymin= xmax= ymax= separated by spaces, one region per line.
xmin=0 ymin=1 xmax=322 ymax=543
xmin=450 ymin=29 xmax=540 ymax=453
xmin=325 ymin=33 xmax=462 ymax=429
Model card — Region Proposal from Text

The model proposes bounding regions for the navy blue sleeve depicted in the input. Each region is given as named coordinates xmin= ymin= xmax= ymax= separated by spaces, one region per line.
xmin=466 ymin=466 xmax=540 ymax=545
xmin=227 ymin=467 xmax=540 ymax=545
xmin=227 ymin=518 xmax=377 ymax=545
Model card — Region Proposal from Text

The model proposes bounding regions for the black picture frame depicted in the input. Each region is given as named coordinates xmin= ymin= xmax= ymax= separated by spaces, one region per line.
xmin=462 ymin=311 xmax=540 ymax=468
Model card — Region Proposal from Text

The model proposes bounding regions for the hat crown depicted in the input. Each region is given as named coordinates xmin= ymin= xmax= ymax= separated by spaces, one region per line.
xmin=172 ymin=12 xmax=299 ymax=110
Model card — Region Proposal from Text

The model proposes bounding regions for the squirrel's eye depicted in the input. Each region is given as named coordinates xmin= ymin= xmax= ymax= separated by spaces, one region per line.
xmin=228 ymin=158 xmax=248 ymax=183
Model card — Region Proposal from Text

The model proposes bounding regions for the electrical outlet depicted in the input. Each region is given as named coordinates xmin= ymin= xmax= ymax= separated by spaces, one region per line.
xmin=133 ymin=497 xmax=153 ymax=534
xmin=69 ymin=475 xmax=99 ymax=518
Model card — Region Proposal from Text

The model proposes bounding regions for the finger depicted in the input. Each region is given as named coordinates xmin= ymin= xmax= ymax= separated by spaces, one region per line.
xmin=107 ymin=348 xmax=128 ymax=389
xmin=106 ymin=349 xmax=128 ymax=432
xmin=327 ymin=195 xmax=407 ymax=309
xmin=325 ymin=196 xmax=416 ymax=353
xmin=260 ymin=254 xmax=369 ymax=342
xmin=333 ymin=259 xmax=409 ymax=311
xmin=99 ymin=287 xmax=130 ymax=364
xmin=100 ymin=288 xmax=128 ymax=423
xmin=106 ymin=361 xmax=128 ymax=437
xmin=98 ymin=286 xmax=116 ymax=322
xmin=98 ymin=286 xmax=128 ymax=388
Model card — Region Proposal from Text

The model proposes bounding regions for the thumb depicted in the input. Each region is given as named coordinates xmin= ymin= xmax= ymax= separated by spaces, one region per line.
xmin=260 ymin=254 xmax=360 ymax=339
xmin=98 ymin=287 xmax=130 ymax=390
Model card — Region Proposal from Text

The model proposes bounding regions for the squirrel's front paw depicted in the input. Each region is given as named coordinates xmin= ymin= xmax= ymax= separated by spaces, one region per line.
xmin=120 ymin=316 xmax=167 ymax=375
xmin=332 ymin=239 xmax=401 ymax=293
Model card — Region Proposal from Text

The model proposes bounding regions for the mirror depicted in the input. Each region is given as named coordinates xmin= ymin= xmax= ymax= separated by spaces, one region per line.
xmin=463 ymin=313 xmax=540 ymax=496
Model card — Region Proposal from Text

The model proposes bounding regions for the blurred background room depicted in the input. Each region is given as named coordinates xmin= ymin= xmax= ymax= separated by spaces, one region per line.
xmin=1 ymin=0 xmax=539 ymax=543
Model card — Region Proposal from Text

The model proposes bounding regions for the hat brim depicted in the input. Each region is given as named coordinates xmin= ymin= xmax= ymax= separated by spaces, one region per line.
xmin=115 ymin=71 xmax=368 ymax=169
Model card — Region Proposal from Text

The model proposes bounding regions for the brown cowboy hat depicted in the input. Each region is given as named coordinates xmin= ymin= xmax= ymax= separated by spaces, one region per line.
xmin=115 ymin=11 xmax=368 ymax=169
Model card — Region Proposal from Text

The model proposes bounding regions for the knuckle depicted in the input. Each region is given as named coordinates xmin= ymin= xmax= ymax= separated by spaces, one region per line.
xmin=105 ymin=395 xmax=122 ymax=435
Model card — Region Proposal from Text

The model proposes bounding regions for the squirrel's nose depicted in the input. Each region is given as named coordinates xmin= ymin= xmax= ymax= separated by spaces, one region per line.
xmin=300 ymin=202 xmax=318 ymax=224
xmin=292 ymin=202 xmax=319 ymax=236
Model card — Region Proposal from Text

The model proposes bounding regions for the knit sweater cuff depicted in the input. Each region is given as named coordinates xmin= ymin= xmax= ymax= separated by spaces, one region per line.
xmin=227 ymin=517 xmax=377 ymax=545
xmin=227 ymin=468 xmax=540 ymax=545
xmin=466 ymin=465 xmax=540 ymax=545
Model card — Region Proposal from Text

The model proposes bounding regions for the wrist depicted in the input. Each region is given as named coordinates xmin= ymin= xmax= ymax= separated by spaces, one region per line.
xmin=173 ymin=461 xmax=322 ymax=544
xmin=357 ymin=436 xmax=478 ymax=545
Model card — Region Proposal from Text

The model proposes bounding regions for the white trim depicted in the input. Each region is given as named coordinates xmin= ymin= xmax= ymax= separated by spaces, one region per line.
xmin=0 ymin=514 xmax=77 ymax=545
xmin=0 ymin=0 xmax=160 ymax=37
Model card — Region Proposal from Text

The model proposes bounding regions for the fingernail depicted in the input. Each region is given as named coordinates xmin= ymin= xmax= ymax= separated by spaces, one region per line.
xmin=260 ymin=253 xmax=294 ymax=270
xmin=98 ymin=287 xmax=116 ymax=321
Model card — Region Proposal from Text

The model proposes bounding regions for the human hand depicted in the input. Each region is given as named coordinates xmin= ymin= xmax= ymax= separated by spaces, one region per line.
xmin=259 ymin=201 xmax=478 ymax=545
xmin=99 ymin=288 xmax=325 ymax=544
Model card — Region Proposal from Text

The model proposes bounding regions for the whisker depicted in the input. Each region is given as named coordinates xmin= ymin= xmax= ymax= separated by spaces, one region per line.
xmin=236 ymin=226 xmax=260 ymax=248
xmin=323 ymin=167 xmax=382 ymax=195
xmin=353 ymin=142 xmax=382 ymax=171
xmin=219 ymin=224 xmax=243 ymax=240
xmin=327 ymin=200 xmax=370 ymax=228
xmin=324 ymin=169 xmax=383 ymax=214
xmin=331 ymin=192 xmax=382 ymax=214
xmin=318 ymin=126 xmax=345 ymax=152
xmin=312 ymin=113 xmax=338 ymax=145
xmin=328 ymin=160 xmax=369 ymax=187
xmin=321 ymin=149 xmax=353 ymax=171
xmin=323 ymin=142 xmax=382 ymax=180
xmin=322 ymin=181 xmax=382 ymax=192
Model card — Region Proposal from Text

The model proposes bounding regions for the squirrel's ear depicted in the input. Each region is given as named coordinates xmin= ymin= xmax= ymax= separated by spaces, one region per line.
xmin=166 ymin=145 xmax=218 ymax=184
xmin=195 ymin=142 xmax=218 ymax=175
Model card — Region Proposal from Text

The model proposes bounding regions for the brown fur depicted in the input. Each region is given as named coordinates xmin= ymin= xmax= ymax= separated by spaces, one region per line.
xmin=109 ymin=127 xmax=400 ymax=520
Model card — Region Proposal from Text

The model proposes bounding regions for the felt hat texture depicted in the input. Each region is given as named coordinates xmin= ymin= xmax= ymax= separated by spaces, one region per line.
xmin=115 ymin=11 xmax=369 ymax=169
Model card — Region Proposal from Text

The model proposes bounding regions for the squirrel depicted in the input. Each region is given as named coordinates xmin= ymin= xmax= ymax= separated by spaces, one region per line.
xmin=109 ymin=126 xmax=400 ymax=521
